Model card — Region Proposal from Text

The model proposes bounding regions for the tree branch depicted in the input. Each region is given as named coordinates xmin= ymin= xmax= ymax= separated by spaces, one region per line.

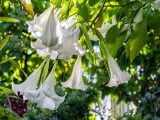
xmin=88 ymin=0 xmax=107 ymax=29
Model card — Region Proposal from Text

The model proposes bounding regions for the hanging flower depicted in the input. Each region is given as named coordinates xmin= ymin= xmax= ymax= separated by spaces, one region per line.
xmin=106 ymin=51 xmax=131 ymax=87
xmin=23 ymin=63 xmax=65 ymax=110
xmin=57 ymin=26 xmax=86 ymax=60
xmin=28 ymin=6 xmax=86 ymax=60
xmin=56 ymin=16 xmax=86 ymax=60
xmin=61 ymin=56 xmax=88 ymax=91
xmin=12 ymin=60 xmax=46 ymax=96
xmin=36 ymin=65 xmax=65 ymax=110
xmin=28 ymin=6 xmax=61 ymax=59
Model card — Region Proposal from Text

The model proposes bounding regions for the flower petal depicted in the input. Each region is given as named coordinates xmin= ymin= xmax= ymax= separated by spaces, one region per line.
xmin=36 ymin=96 xmax=56 ymax=110
xmin=12 ymin=59 xmax=46 ymax=95
xmin=62 ymin=56 xmax=88 ymax=91
xmin=32 ymin=63 xmax=65 ymax=110
xmin=31 ymin=40 xmax=46 ymax=50
xmin=106 ymin=52 xmax=131 ymax=87
xmin=58 ymin=27 xmax=85 ymax=60
xmin=28 ymin=6 xmax=61 ymax=50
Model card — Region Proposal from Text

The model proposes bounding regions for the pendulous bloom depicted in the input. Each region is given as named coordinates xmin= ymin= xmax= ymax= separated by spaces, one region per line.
xmin=36 ymin=65 xmax=65 ymax=110
xmin=106 ymin=51 xmax=131 ymax=87
xmin=57 ymin=21 xmax=86 ymax=60
xmin=12 ymin=59 xmax=46 ymax=96
xmin=28 ymin=6 xmax=61 ymax=60
xmin=61 ymin=56 xmax=88 ymax=91
xmin=20 ymin=63 xmax=65 ymax=110
xmin=28 ymin=6 xmax=86 ymax=60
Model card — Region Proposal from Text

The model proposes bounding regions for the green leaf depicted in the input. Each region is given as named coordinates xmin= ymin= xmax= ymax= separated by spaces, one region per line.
xmin=78 ymin=5 xmax=89 ymax=20
xmin=0 ymin=86 xmax=13 ymax=94
xmin=0 ymin=17 xmax=19 ymax=23
xmin=126 ymin=18 xmax=148 ymax=62
xmin=106 ymin=30 xmax=127 ymax=56
xmin=147 ymin=12 xmax=160 ymax=30
xmin=89 ymin=0 xmax=99 ymax=6
xmin=105 ymin=25 xmax=119 ymax=44
xmin=0 ymin=36 xmax=10 ymax=51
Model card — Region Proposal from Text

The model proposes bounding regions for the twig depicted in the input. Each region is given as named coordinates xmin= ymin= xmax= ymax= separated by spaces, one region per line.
xmin=88 ymin=0 xmax=107 ymax=29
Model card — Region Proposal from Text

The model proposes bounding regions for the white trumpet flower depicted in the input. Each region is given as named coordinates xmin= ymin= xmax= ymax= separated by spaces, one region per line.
xmin=57 ymin=16 xmax=86 ymax=60
xmin=62 ymin=56 xmax=88 ymax=91
xmin=28 ymin=6 xmax=61 ymax=59
xmin=21 ymin=63 xmax=65 ymax=110
xmin=36 ymin=66 xmax=65 ymax=110
xmin=28 ymin=6 xmax=85 ymax=60
xmin=106 ymin=52 xmax=131 ymax=87
xmin=12 ymin=59 xmax=46 ymax=96
xmin=57 ymin=26 xmax=86 ymax=60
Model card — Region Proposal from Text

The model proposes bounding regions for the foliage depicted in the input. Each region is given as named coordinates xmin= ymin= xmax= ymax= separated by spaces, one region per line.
xmin=0 ymin=0 xmax=160 ymax=119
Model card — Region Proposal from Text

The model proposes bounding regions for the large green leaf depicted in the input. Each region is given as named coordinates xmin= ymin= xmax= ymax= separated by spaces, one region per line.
xmin=0 ymin=36 xmax=10 ymax=51
xmin=105 ymin=25 xmax=119 ymax=44
xmin=78 ymin=5 xmax=89 ymax=20
xmin=105 ymin=25 xmax=126 ymax=56
xmin=0 ymin=17 xmax=19 ymax=23
xmin=126 ymin=19 xmax=148 ymax=62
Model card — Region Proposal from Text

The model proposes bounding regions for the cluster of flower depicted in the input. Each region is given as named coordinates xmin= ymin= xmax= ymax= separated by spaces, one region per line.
xmin=11 ymin=5 xmax=131 ymax=114
xmin=4 ymin=92 xmax=28 ymax=117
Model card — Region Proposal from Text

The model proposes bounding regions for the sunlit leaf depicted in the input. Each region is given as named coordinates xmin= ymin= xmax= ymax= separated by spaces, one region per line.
xmin=126 ymin=18 xmax=148 ymax=62
xmin=78 ymin=5 xmax=89 ymax=20
xmin=0 ymin=17 xmax=19 ymax=23
xmin=0 ymin=86 xmax=13 ymax=94
xmin=0 ymin=36 xmax=10 ymax=51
